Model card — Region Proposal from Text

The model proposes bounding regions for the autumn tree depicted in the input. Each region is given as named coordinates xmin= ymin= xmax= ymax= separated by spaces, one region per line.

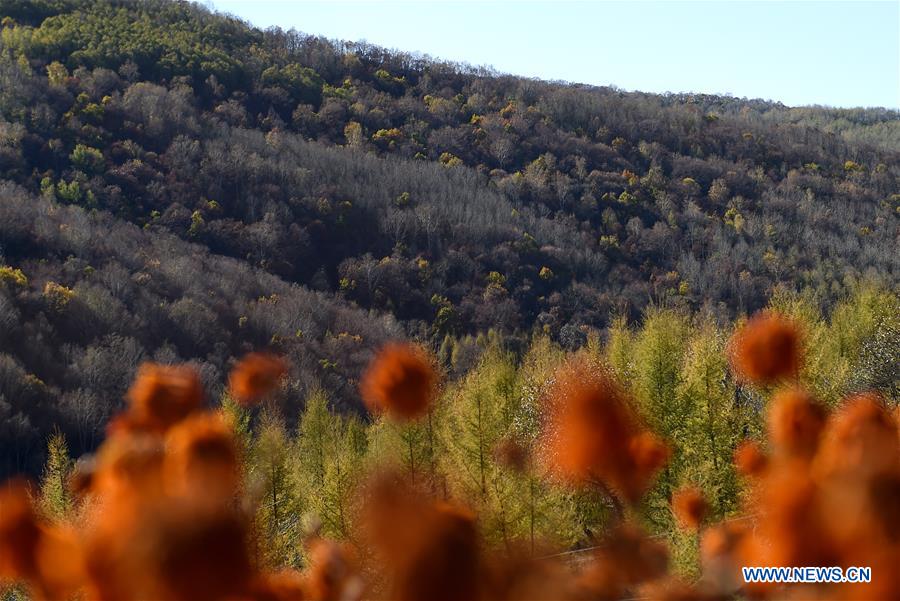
xmin=38 ymin=430 xmax=73 ymax=522
xmin=294 ymin=390 xmax=366 ymax=541
xmin=675 ymin=319 xmax=745 ymax=517
xmin=249 ymin=410 xmax=302 ymax=569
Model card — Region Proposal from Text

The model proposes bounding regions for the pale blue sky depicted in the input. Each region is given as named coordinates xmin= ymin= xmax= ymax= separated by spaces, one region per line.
xmin=208 ymin=1 xmax=900 ymax=109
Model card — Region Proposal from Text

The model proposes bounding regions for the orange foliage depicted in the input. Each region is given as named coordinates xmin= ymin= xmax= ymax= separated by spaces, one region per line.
xmin=711 ymin=389 xmax=900 ymax=599
xmin=228 ymin=352 xmax=288 ymax=406
xmin=361 ymin=471 xmax=481 ymax=601
xmin=360 ymin=342 xmax=437 ymax=420
xmin=0 ymin=480 xmax=41 ymax=581
xmin=303 ymin=538 xmax=363 ymax=601
xmin=636 ymin=578 xmax=725 ymax=601
xmin=540 ymin=358 xmax=669 ymax=503
xmin=1 ymin=333 xmax=899 ymax=601
xmin=492 ymin=437 xmax=528 ymax=472
xmin=249 ymin=569 xmax=309 ymax=601
xmin=814 ymin=392 xmax=899 ymax=480
xmin=767 ymin=388 xmax=825 ymax=460
xmin=482 ymin=545 xmax=574 ymax=601
xmin=394 ymin=503 xmax=481 ymax=601
xmin=90 ymin=433 xmax=165 ymax=506
xmin=134 ymin=502 xmax=253 ymax=601
xmin=0 ymin=480 xmax=85 ymax=599
xmin=672 ymin=486 xmax=708 ymax=531
xmin=700 ymin=520 xmax=754 ymax=592
xmin=733 ymin=440 xmax=768 ymax=477
xmin=32 ymin=524 xmax=85 ymax=600
xmin=730 ymin=312 xmax=800 ymax=384
xmin=124 ymin=363 xmax=204 ymax=433
xmin=163 ymin=413 xmax=240 ymax=501
xmin=578 ymin=524 xmax=669 ymax=599
xmin=629 ymin=431 xmax=671 ymax=482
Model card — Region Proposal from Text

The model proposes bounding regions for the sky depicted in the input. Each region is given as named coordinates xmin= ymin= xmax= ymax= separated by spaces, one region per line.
xmin=207 ymin=1 xmax=900 ymax=109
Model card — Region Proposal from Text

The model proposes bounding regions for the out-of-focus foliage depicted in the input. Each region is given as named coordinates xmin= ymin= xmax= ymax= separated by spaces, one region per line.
xmin=3 ymin=309 xmax=899 ymax=600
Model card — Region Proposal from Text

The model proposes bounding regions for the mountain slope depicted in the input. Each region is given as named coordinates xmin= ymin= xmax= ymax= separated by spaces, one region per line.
xmin=0 ymin=0 xmax=897 ymax=474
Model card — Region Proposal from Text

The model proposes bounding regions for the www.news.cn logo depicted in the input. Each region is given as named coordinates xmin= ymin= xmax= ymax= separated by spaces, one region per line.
xmin=742 ymin=566 xmax=872 ymax=584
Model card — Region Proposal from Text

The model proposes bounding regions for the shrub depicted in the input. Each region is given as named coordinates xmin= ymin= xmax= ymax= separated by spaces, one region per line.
xmin=70 ymin=144 xmax=105 ymax=174
xmin=0 ymin=266 xmax=27 ymax=287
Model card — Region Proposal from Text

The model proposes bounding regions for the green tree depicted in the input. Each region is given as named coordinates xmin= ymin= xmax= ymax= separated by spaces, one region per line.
xmin=70 ymin=144 xmax=104 ymax=174
xmin=319 ymin=415 xmax=367 ymax=540
xmin=220 ymin=393 xmax=252 ymax=459
xmin=440 ymin=345 xmax=577 ymax=550
xmin=367 ymin=399 xmax=445 ymax=495
xmin=830 ymin=285 xmax=900 ymax=402
xmin=675 ymin=320 xmax=745 ymax=518
xmin=631 ymin=308 xmax=690 ymax=528
xmin=767 ymin=288 xmax=834 ymax=400
xmin=0 ymin=265 xmax=28 ymax=287
xmin=343 ymin=121 xmax=364 ymax=147
xmin=45 ymin=60 xmax=68 ymax=86
xmin=294 ymin=390 xmax=366 ymax=541
xmin=442 ymin=348 xmax=516 ymax=499
xmin=39 ymin=430 xmax=73 ymax=521
xmin=249 ymin=410 xmax=302 ymax=569
xmin=605 ymin=315 xmax=637 ymax=385
xmin=55 ymin=179 xmax=83 ymax=204
xmin=260 ymin=63 xmax=323 ymax=105
xmin=632 ymin=309 xmax=690 ymax=433
xmin=509 ymin=336 xmax=580 ymax=551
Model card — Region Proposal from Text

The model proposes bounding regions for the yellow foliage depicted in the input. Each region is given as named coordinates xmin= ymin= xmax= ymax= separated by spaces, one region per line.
xmin=43 ymin=281 xmax=75 ymax=308
xmin=0 ymin=265 xmax=28 ymax=287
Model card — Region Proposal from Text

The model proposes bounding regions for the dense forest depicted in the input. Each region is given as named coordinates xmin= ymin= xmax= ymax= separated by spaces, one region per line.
xmin=0 ymin=0 xmax=898 ymax=476
xmin=4 ymin=296 xmax=900 ymax=600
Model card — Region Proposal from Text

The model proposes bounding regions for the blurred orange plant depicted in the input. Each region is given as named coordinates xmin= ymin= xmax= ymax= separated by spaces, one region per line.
xmin=1 ymin=314 xmax=898 ymax=600
xmin=229 ymin=352 xmax=288 ymax=407
xmin=360 ymin=342 xmax=437 ymax=420
xmin=538 ymin=358 xmax=669 ymax=506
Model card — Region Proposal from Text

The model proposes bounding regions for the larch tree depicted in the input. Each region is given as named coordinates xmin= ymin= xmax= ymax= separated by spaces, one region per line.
xmin=295 ymin=390 xmax=368 ymax=541
xmin=631 ymin=308 xmax=690 ymax=529
xmin=442 ymin=347 xmax=516 ymax=500
xmin=605 ymin=315 xmax=637 ymax=386
xmin=249 ymin=409 xmax=302 ymax=569
xmin=508 ymin=336 xmax=580 ymax=551
xmin=766 ymin=288 xmax=830 ymax=398
xmin=829 ymin=285 xmax=900 ymax=402
xmin=439 ymin=345 xmax=575 ymax=550
xmin=38 ymin=430 xmax=73 ymax=522
xmin=675 ymin=319 xmax=744 ymax=517
xmin=220 ymin=393 xmax=252 ymax=461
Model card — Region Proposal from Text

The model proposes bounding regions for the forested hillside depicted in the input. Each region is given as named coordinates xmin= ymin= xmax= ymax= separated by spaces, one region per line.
xmin=0 ymin=0 xmax=897 ymax=475
xmin=5 ymin=298 xmax=900 ymax=600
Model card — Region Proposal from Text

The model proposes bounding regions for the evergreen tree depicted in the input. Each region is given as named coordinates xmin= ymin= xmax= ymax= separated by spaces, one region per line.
xmin=631 ymin=308 xmax=690 ymax=529
xmin=367 ymin=410 xmax=444 ymax=491
xmin=830 ymin=285 xmax=900 ymax=402
xmin=510 ymin=337 xmax=580 ymax=550
xmin=605 ymin=315 xmax=637 ymax=385
xmin=443 ymin=347 xmax=517 ymax=501
xmin=38 ymin=430 xmax=73 ymax=522
xmin=441 ymin=346 xmax=517 ymax=547
xmin=295 ymin=390 xmax=367 ymax=540
xmin=296 ymin=390 xmax=330 ymax=496
xmin=676 ymin=320 xmax=745 ymax=517
xmin=766 ymin=288 xmax=831 ymax=398
xmin=220 ymin=393 xmax=252 ymax=460
xmin=249 ymin=410 xmax=302 ymax=569
xmin=441 ymin=344 xmax=578 ymax=550
xmin=320 ymin=415 xmax=367 ymax=540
